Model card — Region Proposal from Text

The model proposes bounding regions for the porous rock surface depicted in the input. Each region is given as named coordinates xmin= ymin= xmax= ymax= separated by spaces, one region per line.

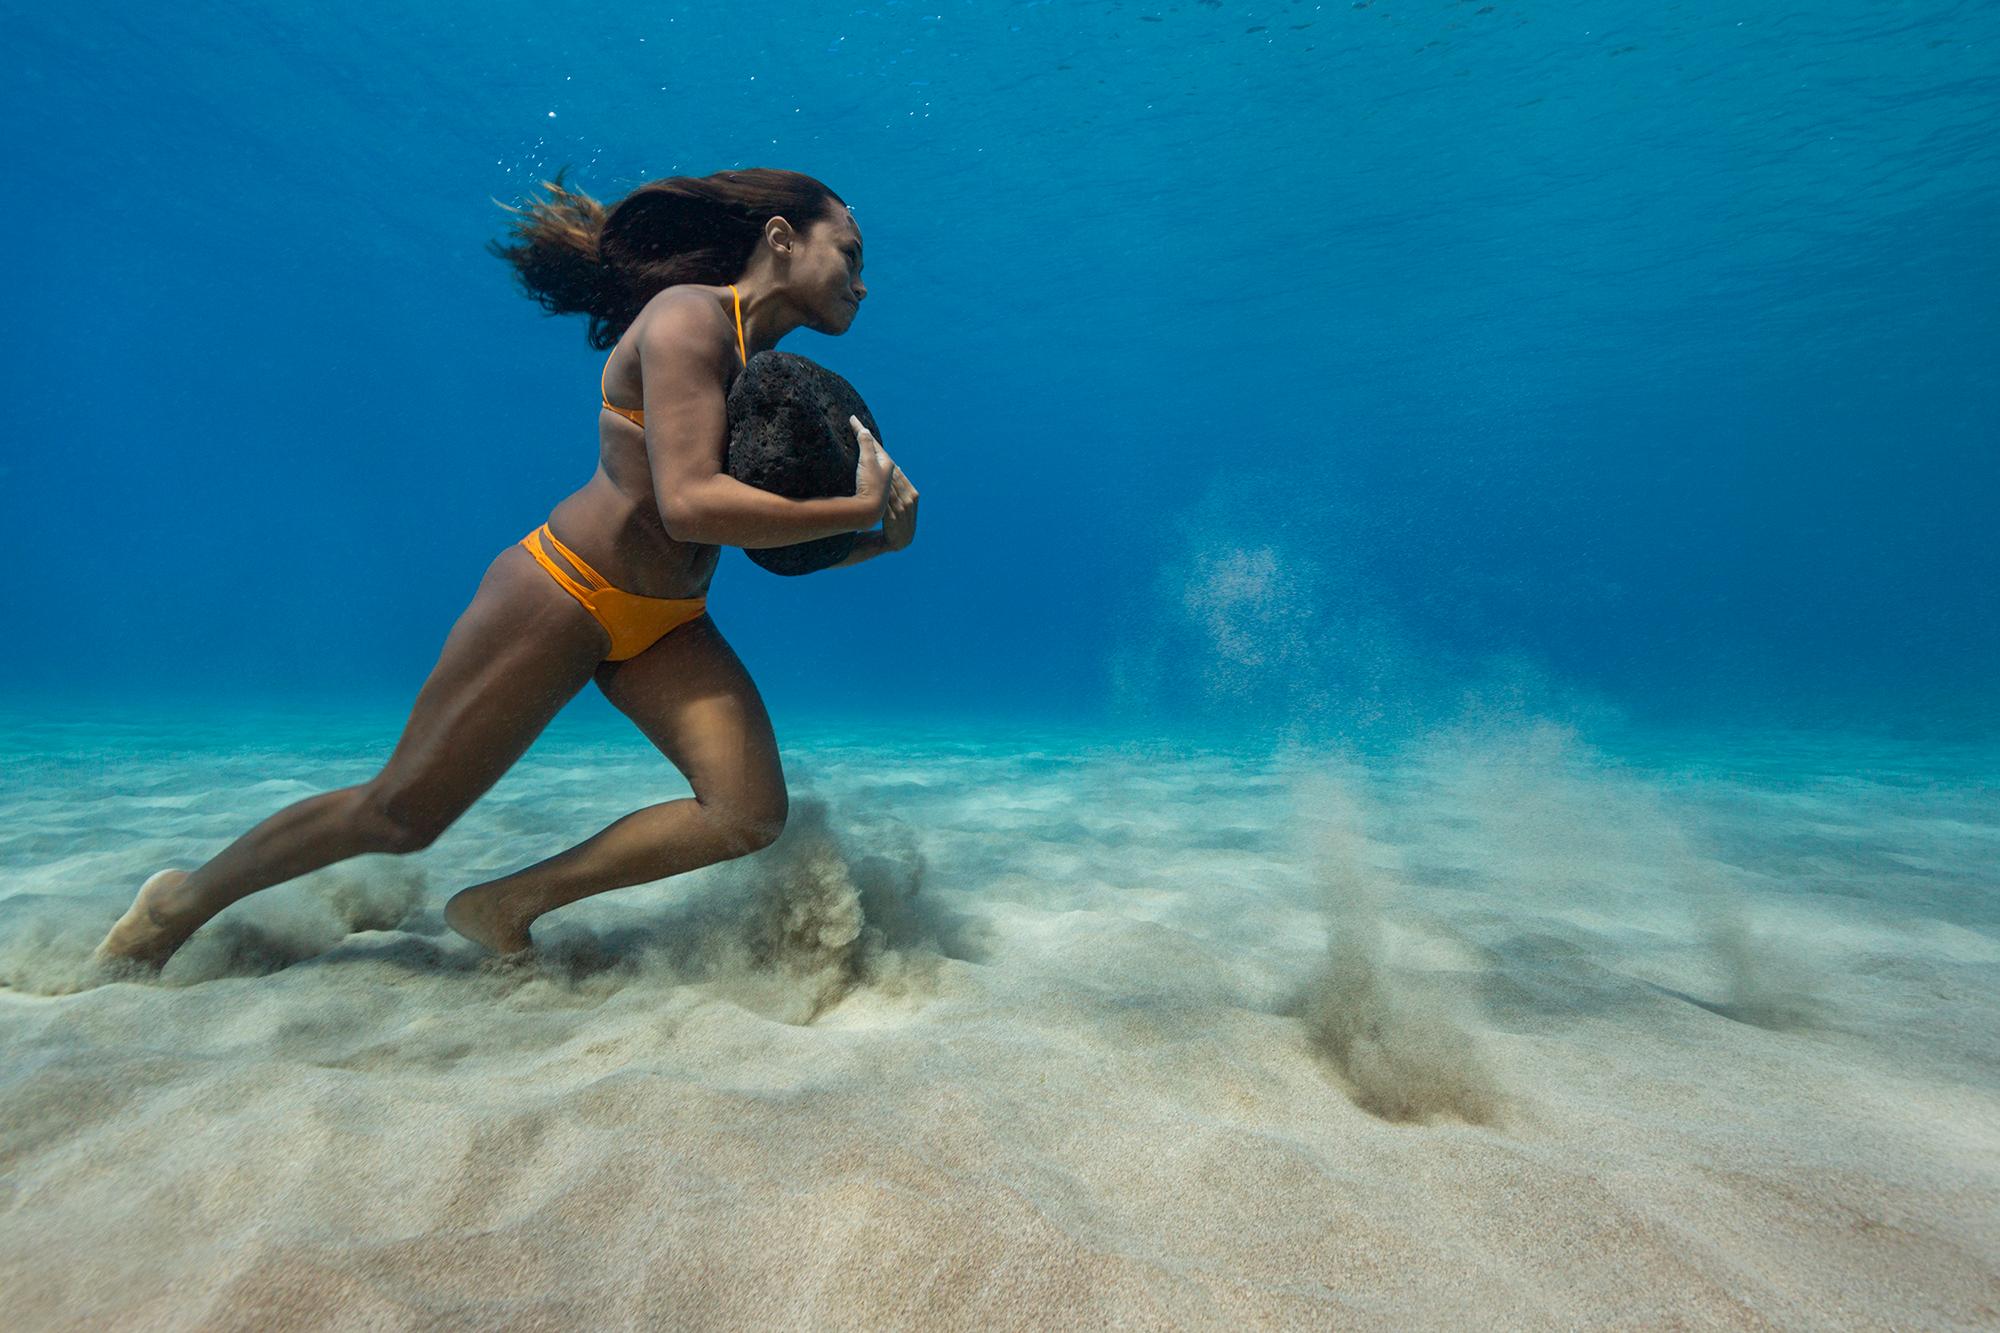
xmin=725 ymin=351 xmax=880 ymax=576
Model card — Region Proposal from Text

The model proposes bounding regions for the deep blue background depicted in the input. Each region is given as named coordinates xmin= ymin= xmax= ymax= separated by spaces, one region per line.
xmin=5 ymin=0 xmax=1996 ymax=733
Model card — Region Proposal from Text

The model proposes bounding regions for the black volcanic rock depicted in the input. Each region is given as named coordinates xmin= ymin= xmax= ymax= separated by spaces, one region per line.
xmin=724 ymin=351 xmax=880 ymax=576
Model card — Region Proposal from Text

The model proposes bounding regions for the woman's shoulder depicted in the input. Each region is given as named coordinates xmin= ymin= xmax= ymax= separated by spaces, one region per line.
xmin=644 ymin=283 xmax=725 ymax=314
xmin=629 ymin=286 xmax=735 ymax=376
xmin=634 ymin=285 xmax=729 ymax=340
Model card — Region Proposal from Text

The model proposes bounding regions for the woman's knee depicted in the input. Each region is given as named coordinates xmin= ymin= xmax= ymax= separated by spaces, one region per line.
xmin=706 ymin=788 xmax=788 ymax=855
xmin=347 ymin=780 xmax=455 ymax=855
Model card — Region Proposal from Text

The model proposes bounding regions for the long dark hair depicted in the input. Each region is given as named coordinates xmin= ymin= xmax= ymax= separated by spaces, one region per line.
xmin=489 ymin=167 xmax=847 ymax=349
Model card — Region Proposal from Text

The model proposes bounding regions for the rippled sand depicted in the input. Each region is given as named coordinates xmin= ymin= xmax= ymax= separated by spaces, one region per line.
xmin=1 ymin=707 xmax=1994 ymax=1328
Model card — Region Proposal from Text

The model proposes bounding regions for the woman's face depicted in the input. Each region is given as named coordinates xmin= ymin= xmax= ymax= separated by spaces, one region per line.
xmin=804 ymin=209 xmax=866 ymax=330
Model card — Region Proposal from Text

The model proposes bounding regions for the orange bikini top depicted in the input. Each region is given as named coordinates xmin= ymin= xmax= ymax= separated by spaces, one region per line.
xmin=601 ymin=284 xmax=749 ymax=428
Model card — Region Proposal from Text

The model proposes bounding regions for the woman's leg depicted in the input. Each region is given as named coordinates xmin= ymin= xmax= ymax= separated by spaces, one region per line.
xmin=93 ymin=545 xmax=613 ymax=969
xmin=442 ymin=613 xmax=787 ymax=955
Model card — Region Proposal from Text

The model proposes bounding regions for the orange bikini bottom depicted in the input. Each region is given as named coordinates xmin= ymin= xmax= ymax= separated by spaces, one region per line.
xmin=518 ymin=523 xmax=708 ymax=661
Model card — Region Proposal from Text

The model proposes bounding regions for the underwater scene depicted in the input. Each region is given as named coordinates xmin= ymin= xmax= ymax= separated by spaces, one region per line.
xmin=3 ymin=0 xmax=1995 ymax=1326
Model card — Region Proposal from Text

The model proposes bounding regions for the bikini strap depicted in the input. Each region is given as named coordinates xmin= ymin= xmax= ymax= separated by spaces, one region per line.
xmin=730 ymin=284 xmax=747 ymax=367
xmin=533 ymin=524 xmax=611 ymax=592
xmin=600 ymin=348 xmax=649 ymax=425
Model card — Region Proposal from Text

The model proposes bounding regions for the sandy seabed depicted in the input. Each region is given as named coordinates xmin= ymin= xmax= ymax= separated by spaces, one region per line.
xmin=0 ymin=709 xmax=1994 ymax=1330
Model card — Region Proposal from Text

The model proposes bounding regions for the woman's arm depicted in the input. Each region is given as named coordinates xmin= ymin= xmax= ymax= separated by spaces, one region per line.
xmin=672 ymin=475 xmax=878 ymax=549
xmin=638 ymin=296 xmax=882 ymax=548
xmin=827 ymin=529 xmax=891 ymax=569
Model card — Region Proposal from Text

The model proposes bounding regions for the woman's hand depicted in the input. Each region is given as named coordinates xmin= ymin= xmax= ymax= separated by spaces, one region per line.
xmin=851 ymin=416 xmax=895 ymax=522
xmin=881 ymin=465 xmax=919 ymax=551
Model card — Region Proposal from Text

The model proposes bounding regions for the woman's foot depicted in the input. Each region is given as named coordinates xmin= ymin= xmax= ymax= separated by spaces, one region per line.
xmin=444 ymin=886 xmax=536 ymax=956
xmin=92 ymin=869 xmax=200 ymax=970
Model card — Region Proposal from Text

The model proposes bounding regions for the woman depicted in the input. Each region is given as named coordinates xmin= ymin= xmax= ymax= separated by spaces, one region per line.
xmin=94 ymin=167 xmax=916 ymax=969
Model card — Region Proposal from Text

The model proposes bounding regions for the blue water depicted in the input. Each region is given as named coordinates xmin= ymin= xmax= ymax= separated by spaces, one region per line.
xmin=5 ymin=0 xmax=1994 ymax=731
xmin=4 ymin=6 xmax=2000 ymax=1321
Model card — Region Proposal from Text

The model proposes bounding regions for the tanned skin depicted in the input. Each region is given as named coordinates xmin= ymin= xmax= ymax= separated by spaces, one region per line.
xmin=94 ymin=204 xmax=919 ymax=967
